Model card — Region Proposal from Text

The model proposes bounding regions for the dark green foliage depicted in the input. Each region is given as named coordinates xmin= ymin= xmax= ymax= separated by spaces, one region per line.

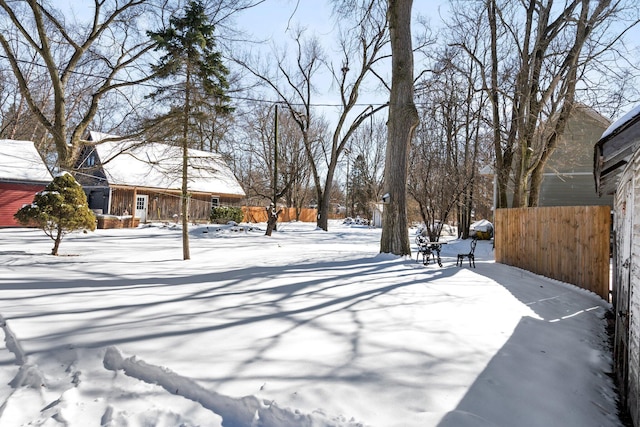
xmin=147 ymin=0 xmax=232 ymax=114
xmin=210 ymin=206 xmax=244 ymax=224
xmin=14 ymin=173 xmax=96 ymax=255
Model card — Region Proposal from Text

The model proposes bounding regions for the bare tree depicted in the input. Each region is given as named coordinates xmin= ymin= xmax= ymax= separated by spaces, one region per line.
xmin=234 ymin=101 xmax=320 ymax=217
xmin=316 ymin=0 xmax=389 ymax=230
xmin=380 ymin=0 xmax=419 ymax=255
xmin=278 ymin=109 xmax=320 ymax=217
xmin=454 ymin=0 xmax=640 ymax=208
xmin=0 ymin=0 xmax=169 ymax=169
xmin=237 ymin=0 xmax=388 ymax=231
xmin=410 ymin=45 xmax=489 ymax=241
xmin=344 ymin=117 xmax=386 ymax=219
xmin=236 ymin=29 xmax=324 ymax=215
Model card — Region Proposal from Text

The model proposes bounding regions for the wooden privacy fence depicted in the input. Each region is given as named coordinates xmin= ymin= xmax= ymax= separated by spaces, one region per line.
xmin=495 ymin=206 xmax=611 ymax=300
xmin=242 ymin=206 xmax=319 ymax=223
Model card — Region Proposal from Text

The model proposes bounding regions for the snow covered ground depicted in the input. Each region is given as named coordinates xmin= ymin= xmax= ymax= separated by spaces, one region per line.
xmin=0 ymin=220 xmax=623 ymax=427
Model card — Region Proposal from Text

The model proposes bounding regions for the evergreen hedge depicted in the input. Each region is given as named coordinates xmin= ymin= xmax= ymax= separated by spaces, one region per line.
xmin=210 ymin=206 xmax=244 ymax=224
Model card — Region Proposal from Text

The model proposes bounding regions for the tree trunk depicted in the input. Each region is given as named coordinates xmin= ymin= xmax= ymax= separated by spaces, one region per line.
xmin=181 ymin=68 xmax=191 ymax=260
xmin=181 ymin=142 xmax=190 ymax=260
xmin=317 ymin=192 xmax=330 ymax=231
xmin=529 ymin=162 xmax=544 ymax=207
xmin=51 ymin=225 xmax=63 ymax=256
xmin=317 ymin=165 xmax=337 ymax=231
xmin=265 ymin=206 xmax=282 ymax=236
xmin=380 ymin=0 xmax=419 ymax=256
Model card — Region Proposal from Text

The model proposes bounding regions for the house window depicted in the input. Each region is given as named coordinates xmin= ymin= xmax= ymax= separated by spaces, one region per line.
xmin=136 ymin=197 xmax=145 ymax=211
xmin=86 ymin=154 xmax=96 ymax=166
xmin=211 ymin=197 xmax=219 ymax=208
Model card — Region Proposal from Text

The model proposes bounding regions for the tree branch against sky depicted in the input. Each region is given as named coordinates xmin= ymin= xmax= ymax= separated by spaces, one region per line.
xmin=235 ymin=28 xmax=325 ymax=220
xmin=0 ymin=0 xmax=166 ymax=170
xmin=234 ymin=0 xmax=389 ymax=231
xmin=447 ymin=0 xmax=640 ymax=208
xmin=317 ymin=0 xmax=389 ymax=231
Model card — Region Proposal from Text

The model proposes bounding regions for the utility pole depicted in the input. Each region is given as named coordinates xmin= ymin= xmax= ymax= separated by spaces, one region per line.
xmin=266 ymin=104 xmax=281 ymax=236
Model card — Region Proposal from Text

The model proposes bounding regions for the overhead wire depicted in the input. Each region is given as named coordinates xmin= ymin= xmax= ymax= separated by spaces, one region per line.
xmin=0 ymin=52 xmax=390 ymax=109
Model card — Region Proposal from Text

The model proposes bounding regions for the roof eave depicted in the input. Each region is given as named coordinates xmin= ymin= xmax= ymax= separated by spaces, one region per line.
xmin=594 ymin=111 xmax=640 ymax=194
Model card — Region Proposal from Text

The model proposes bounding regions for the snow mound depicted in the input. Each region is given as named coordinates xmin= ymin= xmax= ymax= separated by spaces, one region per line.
xmin=438 ymin=410 xmax=501 ymax=427
xmin=104 ymin=346 xmax=364 ymax=427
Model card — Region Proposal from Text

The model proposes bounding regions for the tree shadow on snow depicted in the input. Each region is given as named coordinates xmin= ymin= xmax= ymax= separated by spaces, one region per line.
xmin=435 ymin=252 xmax=618 ymax=427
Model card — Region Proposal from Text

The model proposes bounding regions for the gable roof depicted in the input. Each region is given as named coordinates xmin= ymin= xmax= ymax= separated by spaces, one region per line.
xmin=86 ymin=132 xmax=245 ymax=197
xmin=0 ymin=139 xmax=53 ymax=183
xmin=545 ymin=104 xmax=611 ymax=175
xmin=574 ymin=103 xmax=611 ymax=128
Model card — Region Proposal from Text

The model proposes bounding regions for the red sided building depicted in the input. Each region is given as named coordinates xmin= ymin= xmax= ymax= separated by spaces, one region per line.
xmin=0 ymin=140 xmax=53 ymax=227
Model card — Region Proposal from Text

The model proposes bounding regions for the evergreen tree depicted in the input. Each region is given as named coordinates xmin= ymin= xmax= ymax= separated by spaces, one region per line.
xmin=14 ymin=173 xmax=96 ymax=256
xmin=350 ymin=154 xmax=375 ymax=218
xmin=147 ymin=0 xmax=232 ymax=260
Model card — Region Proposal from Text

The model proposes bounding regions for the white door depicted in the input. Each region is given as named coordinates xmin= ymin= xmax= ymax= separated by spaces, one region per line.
xmin=135 ymin=195 xmax=148 ymax=223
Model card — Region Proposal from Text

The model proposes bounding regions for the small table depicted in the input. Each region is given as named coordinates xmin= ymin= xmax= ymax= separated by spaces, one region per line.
xmin=415 ymin=236 xmax=448 ymax=267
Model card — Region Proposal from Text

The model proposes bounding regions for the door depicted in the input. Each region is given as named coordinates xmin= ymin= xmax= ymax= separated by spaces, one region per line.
xmin=135 ymin=195 xmax=148 ymax=223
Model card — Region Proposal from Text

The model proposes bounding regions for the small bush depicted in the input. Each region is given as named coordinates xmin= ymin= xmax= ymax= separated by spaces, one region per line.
xmin=210 ymin=206 xmax=244 ymax=224
xmin=14 ymin=173 xmax=96 ymax=255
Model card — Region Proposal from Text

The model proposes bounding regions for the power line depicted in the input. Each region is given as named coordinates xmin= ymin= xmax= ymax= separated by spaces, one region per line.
xmin=0 ymin=53 xmax=389 ymax=109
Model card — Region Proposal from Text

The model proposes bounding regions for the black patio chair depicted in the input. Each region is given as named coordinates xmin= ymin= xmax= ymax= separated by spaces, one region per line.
xmin=415 ymin=235 xmax=432 ymax=265
xmin=456 ymin=237 xmax=477 ymax=268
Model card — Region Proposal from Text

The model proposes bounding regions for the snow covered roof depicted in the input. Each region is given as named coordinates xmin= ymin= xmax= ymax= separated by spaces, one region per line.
xmin=470 ymin=219 xmax=493 ymax=232
xmin=601 ymin=104 xmax=640 ymax=139
xmin=594 ymin=105 xmax=640 ymax=195
xmin=87 ymin=132 xmax=245 ymax=197
xmin=0 ymin=139 xmax=53 ymax=183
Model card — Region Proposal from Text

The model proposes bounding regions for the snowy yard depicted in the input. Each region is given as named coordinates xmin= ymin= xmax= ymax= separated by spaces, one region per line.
xmin=0 ymin=221 xmax=623 ymax=426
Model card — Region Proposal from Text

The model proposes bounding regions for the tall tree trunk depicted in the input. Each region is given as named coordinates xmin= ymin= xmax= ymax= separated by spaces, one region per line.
xmin=318 ymin=191 xmax=330 ymax=231
xmin=182 ymin=68 xmax=191 ymax=260
xmin=380 ymin=0 xmax=419 ymax=256
xmin=181 ymin=140 xmax=190 ymax=260
xmin=318 ymin=165 xmax=338 ymax=231
xmin=487 ymin=0 xmax=509 ymax=209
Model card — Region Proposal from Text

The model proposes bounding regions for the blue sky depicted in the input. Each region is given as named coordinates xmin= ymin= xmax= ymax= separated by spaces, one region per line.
xmin=235 ymin=0 xmax=449 ymax=42
xmin=231 ymin=0 xmax=450 ymax=116
xmin=234 ymin=0 xmax=337 ymax=40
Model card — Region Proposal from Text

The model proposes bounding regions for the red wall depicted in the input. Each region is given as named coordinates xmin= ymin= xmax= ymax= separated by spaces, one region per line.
xmin=0 ymin=183 xmax=45 ymax=227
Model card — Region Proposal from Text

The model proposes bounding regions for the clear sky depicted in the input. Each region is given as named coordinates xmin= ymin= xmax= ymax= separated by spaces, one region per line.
xmin=233 ymin=0 xmax=338 ymax=41
xmin=234 ymin=0 xmax=450 ymax=37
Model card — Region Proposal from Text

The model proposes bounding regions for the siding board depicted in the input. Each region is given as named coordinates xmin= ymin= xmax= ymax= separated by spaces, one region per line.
xmin=0 ymin=183 xmax=46 ymax=227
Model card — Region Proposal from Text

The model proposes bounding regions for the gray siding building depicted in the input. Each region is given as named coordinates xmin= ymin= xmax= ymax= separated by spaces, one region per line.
xmin=539 ymin=104 xmax=613 ymax=206
xmin=539 ymin=104 xmax=613 ymax=207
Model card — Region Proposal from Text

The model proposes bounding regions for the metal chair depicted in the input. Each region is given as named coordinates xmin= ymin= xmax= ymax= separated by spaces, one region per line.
xmin=415 ymin=235 xmax=432 ymax=265
xmin=456 ymin=238 xmax=477 ymax=268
